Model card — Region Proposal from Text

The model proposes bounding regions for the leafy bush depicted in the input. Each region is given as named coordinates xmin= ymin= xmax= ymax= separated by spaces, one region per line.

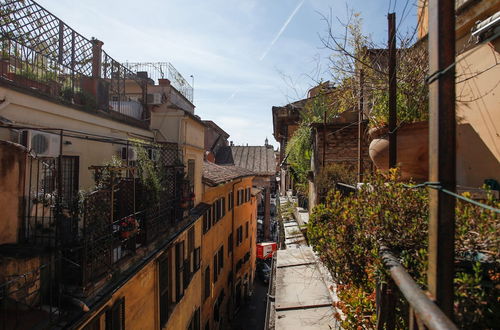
xmin=315 ymin=163 xmax=357 ymax=202
xmin=308 ymin=170 xmax=499 ymax=328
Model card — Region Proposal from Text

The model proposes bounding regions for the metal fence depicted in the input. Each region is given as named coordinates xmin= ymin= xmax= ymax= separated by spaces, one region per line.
xmin=125 ymin=62 xmax=194 ymax=102
xmin=0 ymin=124 xmax=192 ymax=328
xmin=0 ymin=0 xmax=147 ymax=119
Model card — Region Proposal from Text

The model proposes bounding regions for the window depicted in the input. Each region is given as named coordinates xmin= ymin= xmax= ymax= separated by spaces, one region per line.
xmin=245 ymin=187 xmax=251 ymax=202
xmin=213 ymin=201 xmax=219 ymax=222
xmin=61 ymin=156 xmax=79 ymax=209
xmin=204 ymin=266 xmax=210 ymax=300
xmin=213 ymin=254 xmax=218 ymax=283
xmin=245 ymin=222 xmax=249 ymax=239
xmin=221 ymin=197 xmax=226 ymax=218
xmin=175 ymin=242 xmax=185 ymax=301
xmin=159 ymin=252 xmax=171 ymax=327
xmin=188 ymin=308 xmax=200 ymax=330
xmin=211 ymin=204 xmax=216 ymax=224
xmin=236 ymin=189 xmax=243 ymax=206
xmin=188 ymin=227 xmax=195 ymax=272
xmin=213 ymin=290 xmax=225 ymax=322
xmin=203 ymin=211 xmax=210 ymax=234
xmin=105 ymin=297 xmax=125 ymax=330
xmin=228 ymin=233 xmax=233 ymax=255
xmin=194 ymin=247 xmax=201 ymax=272
xmin=236 ymin=226 xmax=243 ymax=246
xmin=218 ymin=246 xmax=224 ymax=272
xmin=228 ymin=191 xmax=234 ymax=211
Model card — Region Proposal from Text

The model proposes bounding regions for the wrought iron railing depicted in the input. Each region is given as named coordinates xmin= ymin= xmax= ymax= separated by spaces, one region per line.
xmin=125 ymin=62 xmax=194 ymax=102
xmin=0 ymin=0 xmax=147 ymax=119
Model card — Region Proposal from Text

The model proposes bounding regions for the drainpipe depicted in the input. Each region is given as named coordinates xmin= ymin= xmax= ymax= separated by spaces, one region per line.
xmin=230 ymin=178 xmax=242 ymax=318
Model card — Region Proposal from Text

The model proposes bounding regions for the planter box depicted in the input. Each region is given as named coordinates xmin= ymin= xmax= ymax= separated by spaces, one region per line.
xmin=368 ymin=121 xmax=429 ymax=181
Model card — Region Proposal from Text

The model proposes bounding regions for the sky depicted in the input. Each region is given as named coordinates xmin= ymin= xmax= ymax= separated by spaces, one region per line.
xmin=36 ymin=0 xmax=419 ymax=148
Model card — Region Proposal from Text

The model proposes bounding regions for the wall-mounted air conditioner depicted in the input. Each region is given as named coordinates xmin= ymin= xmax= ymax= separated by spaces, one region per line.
xmin=120 ymin=146 xmax=137 ymax=161
xmin=22 ymin=130 xmax=61 ymax=157
xmin=146 ymin=93 xmax=163 ymax=105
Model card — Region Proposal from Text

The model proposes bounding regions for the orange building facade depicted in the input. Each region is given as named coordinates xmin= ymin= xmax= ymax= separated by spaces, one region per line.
xmin=201 ymin=162 xmax=258 ymax=330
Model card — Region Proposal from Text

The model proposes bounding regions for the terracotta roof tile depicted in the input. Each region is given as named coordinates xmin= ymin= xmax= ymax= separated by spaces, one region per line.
xmin=215 ymin=146 xmax=276 ymax=176
xmin=202 ymin=161 xmax=255 ymax=186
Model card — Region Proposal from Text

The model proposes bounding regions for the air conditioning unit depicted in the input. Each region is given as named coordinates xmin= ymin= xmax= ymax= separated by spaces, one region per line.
xmin=120 ymin=146 xmax=137 ymax=161
xmin=22 ymin=130 xmax=61 ymax=157
xmin=146 ymin=93 xmax=163 ymax=105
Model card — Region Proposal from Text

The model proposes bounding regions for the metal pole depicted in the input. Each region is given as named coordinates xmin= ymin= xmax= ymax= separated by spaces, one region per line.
xmin=322 ymin=110 xmax=326 ymax=168
xmin=358 ymin=69 xmax=364 ymax=182
xmin=388 ymin=13 xmax=397 ymax=169
xmin=428 ymin=0 xmax=456 ymax=318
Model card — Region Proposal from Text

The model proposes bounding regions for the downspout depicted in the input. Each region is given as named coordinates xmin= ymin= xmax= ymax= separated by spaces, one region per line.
xmin=179 ymin=116 xmax=187 ymax=160
xmin=230 ymin=178 xmax=243 ymax=317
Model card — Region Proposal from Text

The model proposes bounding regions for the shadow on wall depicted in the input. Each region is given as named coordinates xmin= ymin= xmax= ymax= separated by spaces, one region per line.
xmin=457 ymin=123 xmax=500 ymax=187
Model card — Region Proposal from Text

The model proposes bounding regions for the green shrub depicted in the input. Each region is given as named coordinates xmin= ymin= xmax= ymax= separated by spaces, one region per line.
xmin=308 ymin=170 xmax=499 ymax=328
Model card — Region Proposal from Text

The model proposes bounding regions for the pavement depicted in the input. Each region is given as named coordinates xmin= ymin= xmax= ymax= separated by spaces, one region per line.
xmin=231 ymin=279 xmax=269 ymax=330
xmin=270 ymin=192 xmax=341 ymax=330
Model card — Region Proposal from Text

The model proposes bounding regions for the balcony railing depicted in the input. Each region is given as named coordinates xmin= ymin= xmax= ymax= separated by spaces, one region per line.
xmin=0 ymin=134 xmax=195 ymax=328
xmin=125 ymin=62 xmax=194 ymax=103
xmin=0 ymin=0 xmax=147 ymax=120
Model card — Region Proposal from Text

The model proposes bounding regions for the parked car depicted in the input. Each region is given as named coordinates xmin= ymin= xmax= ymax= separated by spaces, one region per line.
xmin=256 ymin=260 xmax=271 ymax=284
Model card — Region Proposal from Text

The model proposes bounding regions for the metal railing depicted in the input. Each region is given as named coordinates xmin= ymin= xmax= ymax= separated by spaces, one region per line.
xmin=378 ymin=248 xmax=458 ymax=330
xmin=125 ymin=62 xmax=194 ymax=102
xmin=0 ymin=0 xmax=147 ymax=119
xmin=334 ymin=181 xmax=458 ymax=329
xmin=0 ymin=123 xmax=192 ymax=328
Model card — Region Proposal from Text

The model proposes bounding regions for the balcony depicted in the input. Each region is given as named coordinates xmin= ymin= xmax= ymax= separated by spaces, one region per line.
xmin=0 ymin=0 xmax=147 ymax=123
xmin=0 ymin=138 xmax=204 ymax=328
xmin=125 ymin=62 xmax=194 ymax=104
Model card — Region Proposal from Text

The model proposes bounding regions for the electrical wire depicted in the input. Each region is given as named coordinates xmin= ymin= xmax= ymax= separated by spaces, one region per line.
xmin=403 ymin=182 xmax=500 ymax=214
xmin=426 ymin=30 xmax=500 ymax=85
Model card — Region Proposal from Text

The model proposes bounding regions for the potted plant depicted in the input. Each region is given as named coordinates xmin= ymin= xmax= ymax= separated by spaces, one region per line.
xmin=119 ymin=216 xmax=139 ymax=239
xmin=366 ymin=46 xmax=429 ymax=181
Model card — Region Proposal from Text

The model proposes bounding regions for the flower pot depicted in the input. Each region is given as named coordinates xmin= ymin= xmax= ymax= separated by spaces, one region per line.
xmin=368 ymin=121 xmax=428 ymax=181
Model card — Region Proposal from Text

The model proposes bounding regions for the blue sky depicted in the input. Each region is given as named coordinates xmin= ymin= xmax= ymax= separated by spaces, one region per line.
xmin=37 ymin=0 xmax=418 ymax=148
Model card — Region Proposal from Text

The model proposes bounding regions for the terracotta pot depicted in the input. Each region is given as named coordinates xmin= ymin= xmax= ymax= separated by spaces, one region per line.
xmin=368 ymin=121 xmax=428 ymax=181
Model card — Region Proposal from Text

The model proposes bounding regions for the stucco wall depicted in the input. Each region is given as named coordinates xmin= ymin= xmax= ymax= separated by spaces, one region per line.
xmin=0 ymin=142 xmax=26 ymax=244
xmin=78 ymin=260 xmax=158 ymax=330
xmin=0 ymin=87 xmax=153 ymax=190
xmin=456 ymin=38 xmax=500 ymax=187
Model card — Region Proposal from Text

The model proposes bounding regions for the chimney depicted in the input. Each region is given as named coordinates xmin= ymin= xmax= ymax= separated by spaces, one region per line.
xmin=158 ymin=78 xmax=171 ymax=87
xmin=91 ymin=38 xmax=104 ymax=78
xmin=230 ymin=141 xmax=234 ymax=146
